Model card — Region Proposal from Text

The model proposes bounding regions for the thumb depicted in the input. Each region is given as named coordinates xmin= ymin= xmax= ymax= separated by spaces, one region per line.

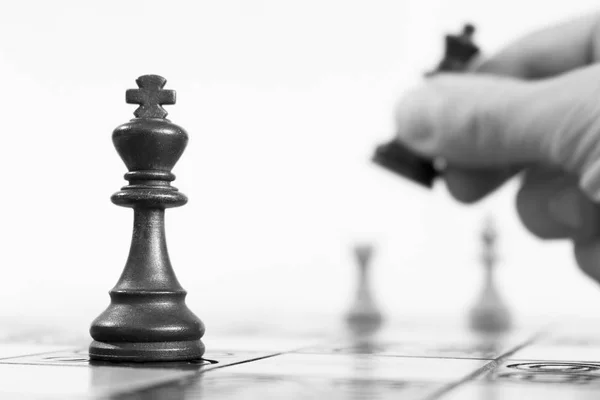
xmin=395 ymin=65 xmax=600 ymax=199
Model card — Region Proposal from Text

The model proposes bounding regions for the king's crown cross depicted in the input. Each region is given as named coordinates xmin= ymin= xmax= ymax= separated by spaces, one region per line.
xmin=126 ymin=75 xmax=176 ymax=119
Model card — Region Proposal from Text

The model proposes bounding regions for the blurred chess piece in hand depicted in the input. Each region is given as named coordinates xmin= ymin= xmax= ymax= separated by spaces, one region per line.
xmin=469 ymin=217 xmax=512 ymax=335
xmin=372 ymin=23 xmax=480 ymax=188
xmin=345 ymin=244 xmax=384 ymax=340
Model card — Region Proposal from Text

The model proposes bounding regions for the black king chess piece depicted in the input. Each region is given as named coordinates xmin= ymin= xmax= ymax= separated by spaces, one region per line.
xmin=89 ymin=75 xmax=205 ymax=362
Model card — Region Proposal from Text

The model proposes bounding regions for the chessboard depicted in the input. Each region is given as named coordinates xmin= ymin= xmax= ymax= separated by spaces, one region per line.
xmin=3 ymin=319 xmax=600 ymax=399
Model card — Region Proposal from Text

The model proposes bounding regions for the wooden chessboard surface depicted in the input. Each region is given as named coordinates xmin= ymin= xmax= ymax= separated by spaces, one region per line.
xmin=2 ymin=318 xmax=600 ymax=399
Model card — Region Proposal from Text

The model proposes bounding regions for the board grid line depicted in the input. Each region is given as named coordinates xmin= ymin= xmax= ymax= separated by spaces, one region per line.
xmin=426 ymin=329 xmax=547 ymax=399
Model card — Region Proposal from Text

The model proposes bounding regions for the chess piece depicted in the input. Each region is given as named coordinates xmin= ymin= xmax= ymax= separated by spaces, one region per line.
xmin=427 ymin=23 xmax=479 ymax=75
xmin=372 ymin=23 xmax=480 ymax=187
xmin=89 ymin=75 xmax=205 ymax=362
xmin=345 ymin=245 xmax=383 ymax=338
xmin=469 ymin=217 xmax=511 ymax=334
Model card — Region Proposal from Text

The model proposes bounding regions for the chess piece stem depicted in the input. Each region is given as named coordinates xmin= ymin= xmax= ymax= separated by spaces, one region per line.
xmin=116 ymin=208 xmax=183 ymax=291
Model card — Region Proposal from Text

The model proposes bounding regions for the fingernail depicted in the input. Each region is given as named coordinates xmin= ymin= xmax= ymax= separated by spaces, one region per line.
xmin=547 ymin=187 xmax=583 ymax=230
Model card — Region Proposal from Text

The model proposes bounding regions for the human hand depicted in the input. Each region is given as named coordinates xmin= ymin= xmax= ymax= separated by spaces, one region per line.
xmin=394 ymin=13 xmax=600 ymax=280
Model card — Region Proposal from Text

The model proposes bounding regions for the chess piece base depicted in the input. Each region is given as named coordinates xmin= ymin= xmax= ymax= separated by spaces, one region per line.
xmin=345 ymin=311 xmax=384 ymax=338
xmin=89 ymin=339 xmax=205 ymax=362
xmin=469 ymin=306 xmax=511 ymax=334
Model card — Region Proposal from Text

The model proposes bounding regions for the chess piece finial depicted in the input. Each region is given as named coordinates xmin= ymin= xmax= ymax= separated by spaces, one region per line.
xmin=89 ymin=75 xmax=205 ymax=362
xmin=463 ymin=23 xmax=475 ymax=37
xmin=126 ymin=74 xmax=176 ymax=119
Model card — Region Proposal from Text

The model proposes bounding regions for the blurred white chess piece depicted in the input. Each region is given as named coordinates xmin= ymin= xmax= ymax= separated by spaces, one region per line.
xmin=469 ymin=217 xmax=512 ymax=334
xmin=345 ymin=244 xmax=383 ymax=338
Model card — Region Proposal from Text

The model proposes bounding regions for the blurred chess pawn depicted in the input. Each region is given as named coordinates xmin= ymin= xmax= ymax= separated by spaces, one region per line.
xmin=345 ymin=244 xmax=384 ymax=339
xmin=469 ymin=217 xmax=512 ymax=334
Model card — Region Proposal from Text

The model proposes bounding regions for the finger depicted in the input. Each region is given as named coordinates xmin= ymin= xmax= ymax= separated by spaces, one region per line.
xmin=395 ymin=73 xmax=545 ymax=166
xmin=438 ymin=14 xmax=600 ymax=197
xmin=472 ymin=13 xmax=600 ymax=78
xmin=444 ymin=166 xmax=519 ymax=203
xmin=395 ymin=64 xmax=600 ymax=186
xmin=516 ymin=167 xmax=600 ymax=241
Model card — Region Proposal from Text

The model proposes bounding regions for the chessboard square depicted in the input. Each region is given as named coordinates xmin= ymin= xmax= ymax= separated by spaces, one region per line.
xmin=0 ymin=348 xmax=90 ymax=366
xmin=0 ymin=343 xmax=72 ymax=361
xmin=299 ymin=340 xmax=500 ymax=360
xmin=442 ymin=381 xmax=600 ymax=400
xmin=215 ymin=353 xmax=490 ymax=381
xmin=300 ymin=329 xmax=532 ymax=360
xmin=178 ymin=371 xmax=445 ymax=400
xmin=202 ymin=349 xmax=280 ymax=369
xmin=0 ymin=363 xmax=195 ymax=398
xmin=377 ymin=325 xmax=535 ymax=345
xmin=1 ymin=348 xmax=222 ymax=371
xmin=205 ymin=335 xmax=313 ymax=353
xmin=1 ymin=348 xmax=274 ymax=372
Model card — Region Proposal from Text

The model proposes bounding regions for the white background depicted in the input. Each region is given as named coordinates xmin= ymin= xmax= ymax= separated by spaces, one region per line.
xmin=0 ymin=0 xmax=598 ymax=336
